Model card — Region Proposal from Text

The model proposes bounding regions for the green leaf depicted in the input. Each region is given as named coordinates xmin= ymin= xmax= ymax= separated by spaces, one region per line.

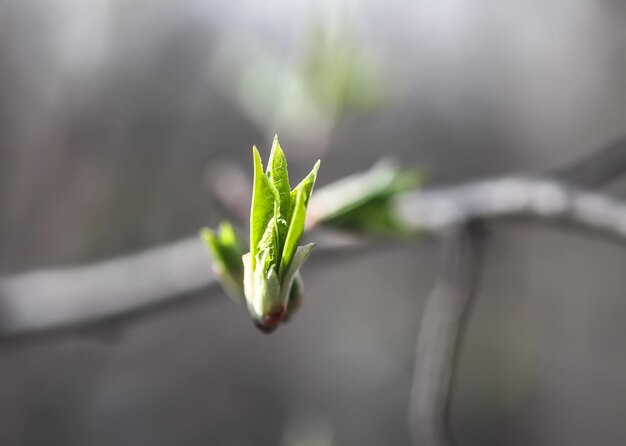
xmin=200 ymin=222 xmax=245 ymax=274
xmin=285 ymin=159 xmax=319 ymax=229
xmin=266 ymin=135 xmax=291 ymax=213
xmin=266 ymin=135 xmax=291 ymax=261
xmin=257 ymin=202 xmax=279 ymax=272
xmin=312 ymin=160 xmax=422 ymax=235
xmin=200 ymin=222 xmax=247 ymax=300
xmin=279 ymin=188 xmax=307 ymax=277
xmin=201 ymin=228 xmax=223 ymax=264
xmin=291 ymin=159 xmax=320 ymax=209
xmin=250 ymin=146 xmax=279 ymax=270
xmin=278 ymin=160 xmax=319 ymax=276
xmin=324 ymin=196 xmax=409 ymax=235
xmin=219 ymin=222 xmax=245 ymax=268
xmin=310 ymin=160 xmax=397 ymax=219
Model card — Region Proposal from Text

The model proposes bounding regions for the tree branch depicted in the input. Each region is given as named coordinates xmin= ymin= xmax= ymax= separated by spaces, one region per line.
xmin=396 ymin=177 xmax=626 ymax=241
xmin=0 ymin=140 xmax=625 ymax=337
xmin=405 ymin=136 xmax=626 ymax=446
xmin=0 ymin=178 xmax=623 ymax=337
xmin=0 ymin=238 xmax=214 ymax=335
xmin=552 ymin=137 xmax=626 ymax=188
xmin=0 ymin=233 xmax=364 ymax=336
xmin=409 ymin=225 xmax=485 ymax=446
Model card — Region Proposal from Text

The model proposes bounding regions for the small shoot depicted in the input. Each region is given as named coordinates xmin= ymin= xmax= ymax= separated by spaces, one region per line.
xmin=202 ymin=135 xmax=319 ymax=333
xmin=200 ymin=222 xmax=247 ymax=301
xmin=245 ymin=136 xmax=320 ymax=332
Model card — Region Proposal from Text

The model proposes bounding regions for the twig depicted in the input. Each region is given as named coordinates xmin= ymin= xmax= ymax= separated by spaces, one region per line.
xmin=0 ymin=233 xmax=365 ymax=336
xmin=0 ymin=237 xmax=214 ymax=335
xmin=404 ymin=137 xmax=626 ymax=445
xmin=0 ymin=178 xmax=623 ymax=337
xmin=409 ymin=224 xmax=485 ymax=446
xmin=0 ymin=141 xmax=625 ymax=336
xmin=552 ymin=137 xmax=626 ymax=188
xmin=396 ymin=177 xmax=626 ymax=240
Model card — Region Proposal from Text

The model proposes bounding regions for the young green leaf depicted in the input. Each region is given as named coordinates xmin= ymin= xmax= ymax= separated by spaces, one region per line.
xmin=282 ymin=159 xmax=319 ymax=237
xmin=309 ymin=160 xmax=397 ymax=219
xmin=310 ymin=160 xmax=422 ymax=235
xmin=208 ymin=137 xmax=321 ymax=332
xmin=201 ymin=228 xmax=227 ymax=267
xmin=257 ymin=203 xmax=279 ymax=272
xmin=291 ymin=159 xmax=320 ymax=209
xmin=266 ymin=135 xmax=291 ymax=216
xmin=266 ymin=135 xmax=291 ymax=261
xmin=200 ymin=222 xmax=247 ymax=300
xmin=279 ymin=188 xmax=306 ymax=276
xmin=250 ymin=146 xmax=279 ymax=269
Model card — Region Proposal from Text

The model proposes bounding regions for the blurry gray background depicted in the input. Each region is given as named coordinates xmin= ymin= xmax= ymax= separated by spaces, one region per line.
xmin=1 ymin=0 xmax=626 ymax=445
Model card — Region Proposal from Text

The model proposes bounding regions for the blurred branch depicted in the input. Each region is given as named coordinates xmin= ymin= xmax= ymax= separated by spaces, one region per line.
xmin=553 ymin=137 xmax=626 ymax=188
xmin=405 ymin=137 xmax=626 ymax=446
xmin=0 ymin=238 xmax=214 ymax=335
xmin=0 ymin=140 xmax=624 ymax=338
xmin=396 ymin=177 xmax=626 ymax=241
xmin=405 ymin=180 xmax=626 ymax=446
xmin=0 ymin=233 xmax=364 ymax=336
xmin=409 ymin=224 xmax=485 ymax=446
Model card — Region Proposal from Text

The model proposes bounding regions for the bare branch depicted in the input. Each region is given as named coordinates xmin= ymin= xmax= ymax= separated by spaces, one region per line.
xmin=0 ymin=178 xmax=623 ymax=337
xmin=1 ymin=138 xmax=625 ymax=336
xmin=552 ymin=137 xmax=626 ymax=188
xmin=404 ymin=137 xmax=626 ymax=445
xmin=0 ymin=233 xmax=364 ymax=336
xmin=0 ymin=238 xmax=213 ymax=335
xmin=409 ymin=225 xmax=485 ymax=446
xmin=396 ymin=177 xmax=626 ymax=240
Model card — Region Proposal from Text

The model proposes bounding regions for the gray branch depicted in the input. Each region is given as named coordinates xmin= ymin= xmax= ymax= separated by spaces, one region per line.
xmin=0 ymin=233 xmax=363 ymax=336
xmin=0 ymin=238 xmax=214 ymax=335
xmin=0 ymin=177 xmax=624 ymax=337
xmin=1 ymin=137 xmax=626 ymax=338
xmin=396 ymin=176 xmax=626 ymax=240
xmin=409 ymin=225 xmax=485 ymax=446
xmin=553 ymin=137 xmax=626 ymax=188
xmin=404 ymin=137 xmax=626 ymax=446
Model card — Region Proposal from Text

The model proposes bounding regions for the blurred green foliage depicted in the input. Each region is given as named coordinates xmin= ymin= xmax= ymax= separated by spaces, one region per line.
xmin=218 ymin=14 xmax=385 ymax=138
xmin=311 ymin=160 xmax=423 ymax=236
xmin=301 ymin=19 xmax=385 ymax=115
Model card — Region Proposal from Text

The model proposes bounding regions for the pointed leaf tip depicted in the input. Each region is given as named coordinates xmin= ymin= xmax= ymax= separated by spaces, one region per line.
xmin=291 ymin=159 xmax=320 ymax=209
